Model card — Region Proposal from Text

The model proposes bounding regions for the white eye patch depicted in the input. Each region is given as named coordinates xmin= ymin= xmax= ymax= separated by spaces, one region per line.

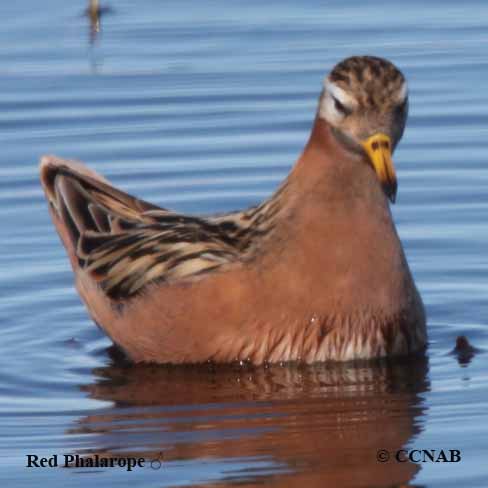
xmin=323 ymin=79 xmax=356 ymax=107
xmin=318 ymin=79 xmax=356 ymax=124
xmin=396 ymin=81 xmax=408 ymax=104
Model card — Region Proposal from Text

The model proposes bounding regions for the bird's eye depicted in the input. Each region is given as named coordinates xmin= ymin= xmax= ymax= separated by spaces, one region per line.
xmin=333 ymin=97 xmax=351 ymax=116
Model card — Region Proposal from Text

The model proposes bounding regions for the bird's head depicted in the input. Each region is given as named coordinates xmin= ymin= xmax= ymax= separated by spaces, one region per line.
xmin=318 ymin=56 xmax=408 ymax=203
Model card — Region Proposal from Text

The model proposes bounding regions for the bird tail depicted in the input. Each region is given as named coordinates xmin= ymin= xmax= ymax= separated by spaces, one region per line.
xmin=39 ymin=155 xmax=159 ymax=271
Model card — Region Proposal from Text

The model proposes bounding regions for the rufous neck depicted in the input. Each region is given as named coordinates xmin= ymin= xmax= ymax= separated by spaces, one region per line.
xmin=282 ymin=115 xmax=385 ymax=209
xmin=287 ymin=116 xmax=348 ymax=184
xmin=305 ymin=116 xmax=335 ymax=152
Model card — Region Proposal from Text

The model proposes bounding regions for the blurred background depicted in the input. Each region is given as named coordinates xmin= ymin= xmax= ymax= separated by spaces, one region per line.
xmin=1 ymin=1 xmax=488 ymax=487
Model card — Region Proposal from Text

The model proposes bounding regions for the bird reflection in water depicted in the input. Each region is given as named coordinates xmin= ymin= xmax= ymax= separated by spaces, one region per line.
xmin=69 ymin=353 xmax=429 ymax=487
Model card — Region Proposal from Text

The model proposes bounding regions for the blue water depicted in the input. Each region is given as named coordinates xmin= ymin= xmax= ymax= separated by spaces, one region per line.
xmin=1 ymin=1 xmax=488 ymax=487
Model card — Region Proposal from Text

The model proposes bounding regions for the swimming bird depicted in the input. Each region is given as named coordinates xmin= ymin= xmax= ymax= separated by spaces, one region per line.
xmin=84 ymin=0 xmax=113 ymax=44
xmin=40 ymin=56 xmax=426 ymax=364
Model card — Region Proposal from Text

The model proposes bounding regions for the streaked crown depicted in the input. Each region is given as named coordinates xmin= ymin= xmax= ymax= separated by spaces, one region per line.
xmin=328 ymin=56 xmax=407 ymax=112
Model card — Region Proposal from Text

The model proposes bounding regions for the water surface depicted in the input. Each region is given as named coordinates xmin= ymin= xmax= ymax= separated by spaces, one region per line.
xmin=1 ymin=1 xmax=488 ymax=487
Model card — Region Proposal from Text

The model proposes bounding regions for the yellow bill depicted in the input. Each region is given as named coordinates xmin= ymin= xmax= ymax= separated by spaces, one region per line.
xmin=361 ymin=133 xmax=397 ymax=203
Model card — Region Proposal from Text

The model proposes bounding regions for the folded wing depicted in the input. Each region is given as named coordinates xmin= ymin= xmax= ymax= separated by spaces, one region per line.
xmin=41 ymin=161 xmax=253 ymax=299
